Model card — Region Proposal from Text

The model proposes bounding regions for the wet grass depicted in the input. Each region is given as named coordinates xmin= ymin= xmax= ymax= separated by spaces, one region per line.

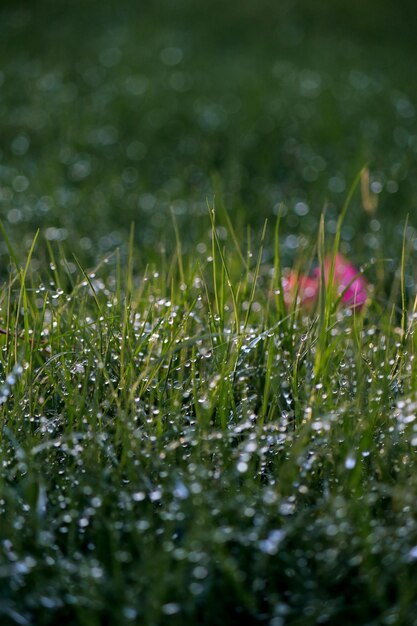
xmin=1 ymin=1 xmax=417 ymax=624
xmin=1 ymin=208 xmax=417 ymax=625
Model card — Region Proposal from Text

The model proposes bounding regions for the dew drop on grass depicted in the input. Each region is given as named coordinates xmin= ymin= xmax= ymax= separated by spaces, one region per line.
xmin=193 ymin=565 xmax=208 ymax=580
xmin=408 ymin=546 xmax=417 ymax=560
xmin=237 ymin=461 xmax=248 ymax=473
xmin=149 ymin=489 xmax=162 ymax=502
xmin=259 ymin=529 xmax=285 ymax=555
xmin=173 ymin=480 xmax=189 ymax=500
xmin=123 ymin=607 xmax=138 ymax=620
xmin=345 ymin=455 xmax=356 ymax=470
xmin=162 ymin=603 xmax=181 ymax=615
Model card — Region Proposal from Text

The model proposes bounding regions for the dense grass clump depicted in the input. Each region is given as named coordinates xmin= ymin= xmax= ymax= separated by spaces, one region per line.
xmin=1 ymin=209 xmax=417 ymax=625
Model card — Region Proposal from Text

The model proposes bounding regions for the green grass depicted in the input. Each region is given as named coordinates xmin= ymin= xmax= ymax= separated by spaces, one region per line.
xmin=2 ymin=1 xmax=417 ymax=624
xmin=1 ymin=207 xmax=417 ymax=625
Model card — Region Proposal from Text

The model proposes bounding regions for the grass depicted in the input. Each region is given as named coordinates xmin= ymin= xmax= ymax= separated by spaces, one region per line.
xmin=2 ymin=0 xmax=417 ymax=624
xmin=1 ymin=206 xmax=417 ymax=625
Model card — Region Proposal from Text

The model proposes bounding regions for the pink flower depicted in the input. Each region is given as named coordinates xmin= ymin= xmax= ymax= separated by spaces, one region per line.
xmin=319 ymin=253 xmax=367 ymax=309
xmin=283 ymin=254 xmax=367 ymax=311
xmin=282 ymin=270 xmax=319 ymax=311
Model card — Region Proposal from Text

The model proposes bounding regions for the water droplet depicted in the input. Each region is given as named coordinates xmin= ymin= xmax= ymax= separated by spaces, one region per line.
xmin=345 ymin=455 xmax=356 ymax=470
xmin=162 ymin=603 xmax=180 ymax=615
xmin=173 ymin=480 xmax=189 ymax=500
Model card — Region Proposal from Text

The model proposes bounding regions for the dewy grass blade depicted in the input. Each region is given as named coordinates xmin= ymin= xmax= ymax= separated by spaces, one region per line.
xmin=274 ymin=208 xmax=287 ymax=325
xmin=209 ymin=202 xmax=240 ymax=334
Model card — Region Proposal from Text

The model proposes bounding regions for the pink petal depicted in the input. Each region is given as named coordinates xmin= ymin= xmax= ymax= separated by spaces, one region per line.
xmin=282 ymin=270 xmax=319 ymax=310
xmin=282 ymin=254 xmax=368 ymax=312
xmin=325 ymin=253 xmax=367 ymax=309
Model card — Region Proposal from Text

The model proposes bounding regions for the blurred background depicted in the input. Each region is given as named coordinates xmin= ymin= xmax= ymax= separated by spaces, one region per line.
xmin=1 ymin=0 xmax=417 ymax=266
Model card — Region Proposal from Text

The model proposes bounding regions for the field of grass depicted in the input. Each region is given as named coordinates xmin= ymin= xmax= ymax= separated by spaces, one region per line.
xmin=2 ymin=1 xmax=417 ymax=625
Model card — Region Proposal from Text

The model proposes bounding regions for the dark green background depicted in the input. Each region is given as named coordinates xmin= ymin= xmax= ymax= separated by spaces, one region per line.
xmin=0 ymin=0 xmax=416 ymax=263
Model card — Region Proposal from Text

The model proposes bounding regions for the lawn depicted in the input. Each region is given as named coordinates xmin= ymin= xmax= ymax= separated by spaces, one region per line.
xmin=1 ymin=1 xmax=417 ymax=624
